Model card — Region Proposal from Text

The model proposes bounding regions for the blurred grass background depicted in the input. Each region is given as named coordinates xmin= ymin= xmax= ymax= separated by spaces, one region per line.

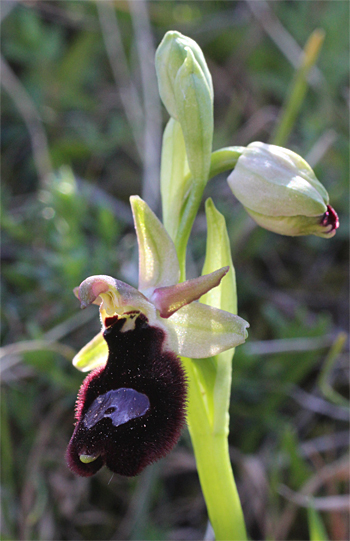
xmin=1 ymin=1 xmax=349 ymax=540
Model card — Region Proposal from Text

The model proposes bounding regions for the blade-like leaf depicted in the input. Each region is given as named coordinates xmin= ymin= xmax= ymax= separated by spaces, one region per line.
xmin=72 ymin=332 xmax=108 ymax=372
xmin=130 ymin=196 xmax=180 ymax=296
xmin=195 ymin=198 xmax=245 ymax=432
xmin=201 ymin=198 xmax=237 ymax=315
xmin=307 ymin=505 xmax=329 ymax=541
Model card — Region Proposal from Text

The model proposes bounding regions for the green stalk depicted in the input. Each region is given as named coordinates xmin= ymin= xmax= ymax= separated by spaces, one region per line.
xmin=208 ymin=146 xmax=245 ymax=178
xmin=182 ymin=357 xmax=247 ymax=541
xmin=175 ymin=180 xmax=204 ymax=280
xmin=177 ymin=198 xmax=247 ymax=540
xmin=175 ymin=146 xmax=245 ymax=278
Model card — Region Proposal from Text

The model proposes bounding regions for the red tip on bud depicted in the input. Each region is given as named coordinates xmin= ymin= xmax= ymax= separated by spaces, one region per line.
xmin=321 ymin=205 xmax=339 ymax=233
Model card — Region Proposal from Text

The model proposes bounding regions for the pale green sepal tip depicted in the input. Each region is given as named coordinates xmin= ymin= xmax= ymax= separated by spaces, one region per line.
xmin=80 ymin=454 xmax=99 ymax=464
xmin=246 ymin=208 xmax=336 ymax=238
xmin=155 ymin=30 xmax=213 ymax=120
xmin=202 ymin=198 xmax=237 ymax=315
xmin=130 ymin=196 xmax=180 ymax=295
xmin=72 ymin=331 xmax=108 ymax=372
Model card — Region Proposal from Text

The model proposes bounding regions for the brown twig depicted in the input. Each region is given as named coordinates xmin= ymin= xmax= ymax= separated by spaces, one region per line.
xmin=279 ymin=485 xmax=350 ymax=511
xmin=275 ymin=455 xmax=349 ymax=539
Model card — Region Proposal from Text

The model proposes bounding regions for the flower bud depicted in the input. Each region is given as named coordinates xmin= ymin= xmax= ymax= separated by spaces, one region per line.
xmin=156 ymin=31 xmax=213 ymax=182
xmin=227 ymin=142 xmax=339 ymax=238
xmin=155 ymin=31 xmax=213 ymax=121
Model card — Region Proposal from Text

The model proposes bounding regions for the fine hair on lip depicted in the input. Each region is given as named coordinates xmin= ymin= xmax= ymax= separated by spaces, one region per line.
xmin=66 ymin=314 xmax=187 ymax=477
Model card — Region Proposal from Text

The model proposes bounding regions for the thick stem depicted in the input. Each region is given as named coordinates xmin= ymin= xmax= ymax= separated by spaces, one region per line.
xmin=182 ymin=358 xmax=247 ymax=541
xmin=209 ymin=146 xmax=245 ymax=178
xmin=174 ymin=147 xmax=247 ymax=538
xmin=175 ymin=183 xmax=204 ymax=280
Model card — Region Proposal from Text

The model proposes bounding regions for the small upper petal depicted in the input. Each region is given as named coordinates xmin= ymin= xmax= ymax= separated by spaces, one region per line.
xmin=151 ymin=267 xmax=229 ymax=318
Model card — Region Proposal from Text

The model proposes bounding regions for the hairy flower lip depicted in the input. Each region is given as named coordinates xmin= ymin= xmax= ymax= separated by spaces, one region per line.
xmin=67 ymin=313 xmax=187 ymax=477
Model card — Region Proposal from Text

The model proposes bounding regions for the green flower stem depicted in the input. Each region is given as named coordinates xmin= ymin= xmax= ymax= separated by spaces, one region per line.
xmin=208 ymin=146 xmax=245 ymax=178
xmin=175 ymin=146 xmax=245 ymax=279
xmin=173 ymin=152 xmax=248 ymax=539
xmin=175 ymin=180 xmax=204 ymax=280
xmin=182 ymin=357 xmax=247 ymax=541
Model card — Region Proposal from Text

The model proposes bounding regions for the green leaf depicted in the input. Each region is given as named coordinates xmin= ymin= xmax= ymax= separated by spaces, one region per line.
xmin=201 ymin=198 xmax=237 ymax=315
xmin=191 ymin=199 xmax=245 ymax=431
xmin=182 ymin=198 xmax=248 ymax=538
xmin=308 ymin=505 xmax=328 ymax=541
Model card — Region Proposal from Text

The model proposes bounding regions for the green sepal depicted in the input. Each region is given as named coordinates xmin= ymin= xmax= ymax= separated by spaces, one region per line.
xmin=72 ymin=331 xmax=108 ymax=372
xmin=130 ymin=196 xmax=180 ymax=298
xmin=155 ymin=30 xmax=213 ymax=122
xmin=160 ymin=118 xmax=190 ymax=242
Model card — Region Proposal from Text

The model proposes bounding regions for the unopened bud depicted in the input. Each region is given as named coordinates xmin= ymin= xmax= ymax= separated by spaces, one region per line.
xmin=227 ymin=142 xmax=339 ymax=238
xmin=156 ymin=31 xmax=213 ymax=182
xmin=155 ymin=31 xmax=213 ymax=120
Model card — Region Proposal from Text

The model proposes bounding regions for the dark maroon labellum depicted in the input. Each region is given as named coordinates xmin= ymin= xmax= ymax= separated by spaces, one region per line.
xmin=321 ymin=205 xmax=339 ymax=232
xmin=66 ymin=314 xmax=187 ymax=477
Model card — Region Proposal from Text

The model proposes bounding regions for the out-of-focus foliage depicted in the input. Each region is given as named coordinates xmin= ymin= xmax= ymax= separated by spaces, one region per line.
xmin=1 ymin=2 xmax=348 ymax=540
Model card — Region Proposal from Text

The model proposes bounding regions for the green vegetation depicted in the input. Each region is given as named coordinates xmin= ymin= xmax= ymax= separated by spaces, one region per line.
xmin=1 ymin=2 xmax=348 ymax=540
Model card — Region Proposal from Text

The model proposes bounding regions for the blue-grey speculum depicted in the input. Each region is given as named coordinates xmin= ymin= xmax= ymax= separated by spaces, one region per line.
xmin=83 ymin=388 xmax=150 ymax=429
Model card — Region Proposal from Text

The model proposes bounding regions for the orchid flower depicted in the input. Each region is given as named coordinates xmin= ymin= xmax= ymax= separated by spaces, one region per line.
xmin=66 ymin=196 xmax=249 ymax=477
